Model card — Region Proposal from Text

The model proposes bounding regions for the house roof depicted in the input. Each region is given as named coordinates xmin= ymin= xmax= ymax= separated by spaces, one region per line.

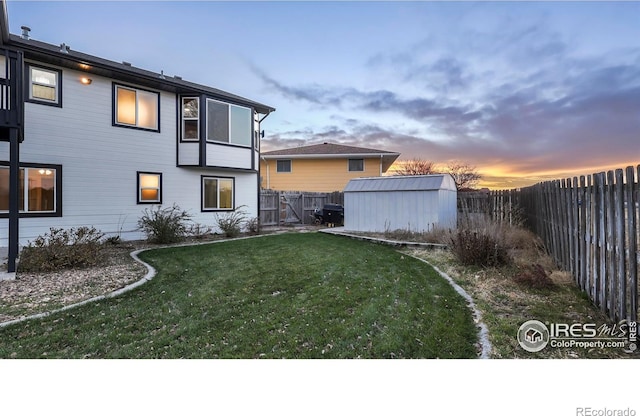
xmin=343 ymin=174 xmax=457 ymax=192
xmin=261 ymin=142 xmax=400 ymax=172
xmin=0 ymin=3 xmax=274 ymax=115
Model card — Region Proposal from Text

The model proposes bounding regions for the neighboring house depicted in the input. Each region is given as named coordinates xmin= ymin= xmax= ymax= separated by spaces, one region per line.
xmin=0 ymin=1 xmax=274 ymax=269
xmin=260 ymin=142 xmax=400 ymax=192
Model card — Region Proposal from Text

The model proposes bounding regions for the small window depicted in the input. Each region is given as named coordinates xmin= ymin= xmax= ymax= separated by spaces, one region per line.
xmin=27 ymin=64 xmax=62 ymax=106
xmin=348 ymin=159 xmax=364 ymax=172
xmin=206 ymin=99 xmax=252 ymax=147
xmin=202 ymin=176 xmax=234 ymax=211
xmin=277 ymin=160 xmax=291 ymax=173
xmin=114 ymin=84 xmax=159 ymax=131
xmin=0 ymin=164 xmax=62 ymax=217
xmin=137 ymin=172 xmax=162 ymax=204
xmin=181 ymin=97 xmax=199 ymax=141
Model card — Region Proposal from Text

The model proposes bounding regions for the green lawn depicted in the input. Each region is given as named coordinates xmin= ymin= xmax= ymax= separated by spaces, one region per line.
xmin=0 ymin=233 xmax=478 ymax=358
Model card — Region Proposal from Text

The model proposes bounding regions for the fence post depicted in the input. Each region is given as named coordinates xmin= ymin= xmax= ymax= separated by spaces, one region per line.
xmin=627 ymin=166 xmax=638 ymax=322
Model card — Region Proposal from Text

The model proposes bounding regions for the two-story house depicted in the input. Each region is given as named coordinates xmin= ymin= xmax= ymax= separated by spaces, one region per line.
xmin=0 ymin=1 xmax=274 ymax=271
xmin=260 ymin=142 xmax=399 ymax=192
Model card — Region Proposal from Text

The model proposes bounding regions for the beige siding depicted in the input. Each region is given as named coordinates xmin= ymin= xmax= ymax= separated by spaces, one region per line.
xmin=260 ymin=157 xmax=382 ymax=192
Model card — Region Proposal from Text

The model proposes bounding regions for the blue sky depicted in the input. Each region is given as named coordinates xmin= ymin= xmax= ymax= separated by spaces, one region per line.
xmin=7 ymin=1 xmax=640 ymax=188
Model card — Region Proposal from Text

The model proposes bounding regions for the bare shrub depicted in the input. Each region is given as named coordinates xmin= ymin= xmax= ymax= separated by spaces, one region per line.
xmin=138 ymin=204 xmax=192 ymax=244
xmin=449 ymin=228 xmax=511 ymax=267
xmin=188 ymin=223 xmax=213 ymax=240
xmin=215 ymin=207 xmax=248 ymax=238
xmin=19 ymin=226 xmax=106 ymax=272
xmin=513 ymin=264 xmax=555 ymax=289
xmin=245 ymin=217 xmax=260 ymax=235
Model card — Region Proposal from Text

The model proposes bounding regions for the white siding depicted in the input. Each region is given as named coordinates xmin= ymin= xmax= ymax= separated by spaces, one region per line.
xmin=344 ymin=175 xmax=457 ymax=233
xmin=0 ymin=64 xmax=258 ymax=246
xmin=205 ymin=143 xmax=252 ymax=169
xmin=178 ymin=142 xmax=199 ymax=165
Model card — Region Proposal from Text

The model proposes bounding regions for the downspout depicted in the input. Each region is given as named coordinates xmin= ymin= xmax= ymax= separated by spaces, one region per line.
xmin=261 ymin=156 xmax=270 ymax=189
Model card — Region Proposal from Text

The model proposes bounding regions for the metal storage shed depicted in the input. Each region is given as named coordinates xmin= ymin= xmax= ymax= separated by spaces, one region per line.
xmin=343 ymin=174 xmax=457 ymax=233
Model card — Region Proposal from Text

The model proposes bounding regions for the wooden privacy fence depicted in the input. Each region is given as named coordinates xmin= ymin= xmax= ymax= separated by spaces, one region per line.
xmin=492 ymin=165 xmax=639 ymax=323
xmin=260 ymin=191 xmax=344 ymax=226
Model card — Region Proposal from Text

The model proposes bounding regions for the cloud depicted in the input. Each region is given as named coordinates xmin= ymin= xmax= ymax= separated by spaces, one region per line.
xmin=255 ymin=19 xmax=640 ymax=186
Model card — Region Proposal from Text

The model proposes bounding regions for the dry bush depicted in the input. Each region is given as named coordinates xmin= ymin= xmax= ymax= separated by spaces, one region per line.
xmin=449 ymin=228 xmax=511 ymax=267
xmin=19 ymin=226 xmax=106 ymax=272
xmin=513 ymin=264 xmax=555 ymax=289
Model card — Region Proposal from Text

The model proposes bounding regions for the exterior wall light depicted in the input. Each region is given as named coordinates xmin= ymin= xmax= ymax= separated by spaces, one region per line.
xmin=80 ymin=77 xmax=92 ymax=85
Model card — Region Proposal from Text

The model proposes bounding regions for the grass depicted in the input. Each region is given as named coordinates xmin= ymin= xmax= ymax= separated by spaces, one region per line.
xmin=0 ymin=232 xmax=479 ymax=359
xmin=409 ymin=246 xmax=635 ymax=359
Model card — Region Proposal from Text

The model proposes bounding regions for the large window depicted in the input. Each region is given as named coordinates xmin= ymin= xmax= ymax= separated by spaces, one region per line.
xmin=0 ymin=164 xmax=62 ymax=217
xmin=276 ymin=160 xmax=291 ymax=173
xmin=114 ymin=84 xmax=159 ymax=131
xmin=137 ymin=172 xmax=162 ymax=204
xmin=348 ymin=159 xmax=364 ymax=172
xmin=27 ymin=64 xmax=62 ymax=106
xmin=202 ymin=176 xmax=234 ymax=211
xmin=181 ymin=97 xmax=199 ymax=141
xmin=206 ymin=99 xmax=251 ymax=147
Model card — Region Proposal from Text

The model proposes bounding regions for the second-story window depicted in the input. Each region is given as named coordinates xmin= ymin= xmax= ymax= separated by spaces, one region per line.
xmin=276 ymin=160 xmax=291 ymax=173
xmin=114 ymin=84 xmax=159 ymax=131
xmin=181 ymin=97 xmax=199 ymax=141
xmin=206 ymin=99 xmax=251 ymax=147
xmin=348 ymin=159 xmax=364 ymax=172
xmin=27 ymin=64 xmax=62 ymax=106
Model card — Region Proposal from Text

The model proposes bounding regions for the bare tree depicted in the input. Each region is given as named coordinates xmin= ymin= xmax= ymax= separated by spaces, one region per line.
xmin=393 ymin=158 xmax=436 ymax=176
xmin=446 ymin=162 xmax=481 ymax=190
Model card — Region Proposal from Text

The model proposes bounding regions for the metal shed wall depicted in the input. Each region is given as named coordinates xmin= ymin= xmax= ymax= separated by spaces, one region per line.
xmin=343 ymin=175 xmax=457 ymax=233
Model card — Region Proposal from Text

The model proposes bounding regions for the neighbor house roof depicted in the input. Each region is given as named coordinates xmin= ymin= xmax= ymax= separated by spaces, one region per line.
xmin=261 ymin=142 xmax=400 ymax=172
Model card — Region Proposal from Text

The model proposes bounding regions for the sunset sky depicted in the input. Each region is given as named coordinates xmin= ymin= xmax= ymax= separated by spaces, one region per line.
xmin=7 ymin=1 xmax=639 ymax=189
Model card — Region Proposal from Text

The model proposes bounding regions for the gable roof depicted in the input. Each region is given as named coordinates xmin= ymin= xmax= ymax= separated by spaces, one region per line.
xmin=261 ymin=142 xmax=400 ymax=172
xmin=343 ymin=174 xmax=457 ymax=192
xmin=0 ymin=2 xmax=274 ymax=114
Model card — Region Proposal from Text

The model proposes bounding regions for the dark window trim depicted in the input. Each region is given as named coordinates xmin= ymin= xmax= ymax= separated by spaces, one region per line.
xmin=205 ymin=98 xmax=252 ymax=148
xmin=348 ymin=158 xmax=365 ymax=172
xmin=136 ymin=171 xmax=162 ymax=204
xmin=112 ymin=82 xmax=161 ymax=133
xmin=200 ymin=175 xmax=236 ymax=212
xmin=0 ymin=161 xmax=63 ymax=218
xmin=276 ymin=159 xmax=292 ymax=173
xmin=180 ymin=95 xmax=200 ymax=143
xmin=25 ymin=63 xmax=63 ymax=107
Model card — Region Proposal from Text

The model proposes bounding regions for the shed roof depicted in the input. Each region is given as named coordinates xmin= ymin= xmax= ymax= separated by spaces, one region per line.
xmin=343 ymin=174 xmax=456 ymax=192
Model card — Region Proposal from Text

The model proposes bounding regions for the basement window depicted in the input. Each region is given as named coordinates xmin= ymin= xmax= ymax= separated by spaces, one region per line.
xmin=202 ymin=176 xmax=234 ymax=211
xmin=0 ymin=163 xmax=62 ymax=217
xmin=137 ymin=172 xmax=162 ymax=204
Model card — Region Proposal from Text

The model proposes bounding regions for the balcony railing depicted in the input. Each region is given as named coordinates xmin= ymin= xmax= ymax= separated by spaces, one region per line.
xmin=0 ymin=47 xmax=23 ymax=136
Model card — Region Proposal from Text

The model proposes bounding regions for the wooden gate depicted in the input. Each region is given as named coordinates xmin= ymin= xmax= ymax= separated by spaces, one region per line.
xmin=260 ymin=191 xmax=344 ymax=226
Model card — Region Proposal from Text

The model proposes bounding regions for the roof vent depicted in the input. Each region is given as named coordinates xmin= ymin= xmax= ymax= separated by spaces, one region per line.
xmin=174 ymin=75 xmax=182 ymax=80
xmin=122 ymin=61 xmax=131 ymax=66
xmin=20 ymin=26 xmax=31 ymax=40
xmin=59 ymin=43 xmax=70 ymax=54
xmin=159 ymin=70 xmax=166 ymax=79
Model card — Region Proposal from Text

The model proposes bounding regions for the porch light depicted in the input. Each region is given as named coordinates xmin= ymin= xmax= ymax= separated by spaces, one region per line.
xmin=80 ymin=77 xmax=92 ymax=85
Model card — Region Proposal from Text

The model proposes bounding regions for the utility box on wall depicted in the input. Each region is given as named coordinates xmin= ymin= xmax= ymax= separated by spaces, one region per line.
xmin=343 ymin=174 xmax=457 ymax=233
